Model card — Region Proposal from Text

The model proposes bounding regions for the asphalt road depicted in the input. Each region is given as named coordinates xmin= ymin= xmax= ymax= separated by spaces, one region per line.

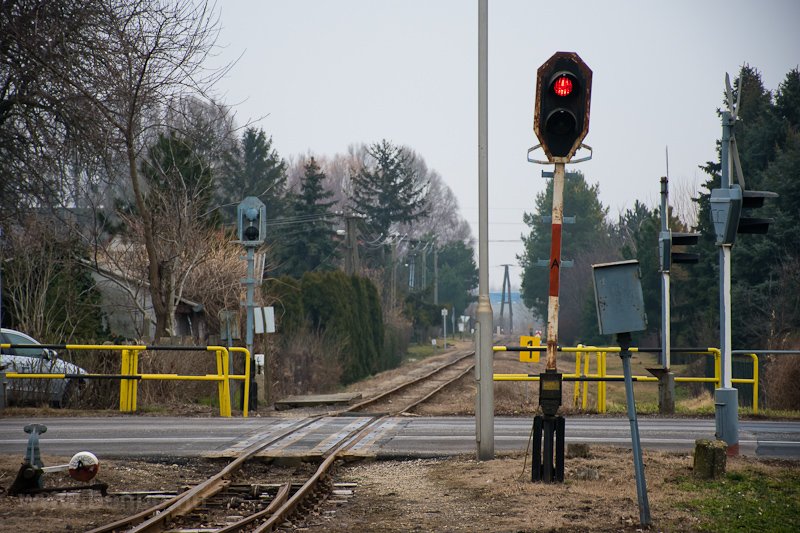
xmin=0 ymin=416 xmax=798 ymax=460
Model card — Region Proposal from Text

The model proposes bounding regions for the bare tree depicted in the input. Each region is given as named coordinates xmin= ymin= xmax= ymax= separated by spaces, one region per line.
xmin=15 ymin=0 xmax=229 ymax=337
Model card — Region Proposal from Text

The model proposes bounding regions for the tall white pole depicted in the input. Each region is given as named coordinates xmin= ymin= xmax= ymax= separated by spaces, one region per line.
xmin=475 ymin=0 xmax=494 ymax=460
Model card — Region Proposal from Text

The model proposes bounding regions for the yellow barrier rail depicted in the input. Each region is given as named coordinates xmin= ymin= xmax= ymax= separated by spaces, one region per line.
xmin=1 ymin=343 xmax=250 ymax=417
xmin=492 ymin=345 xmax=759 ymax=413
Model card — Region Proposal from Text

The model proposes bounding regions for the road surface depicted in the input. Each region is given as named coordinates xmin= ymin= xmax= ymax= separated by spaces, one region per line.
xmin=1 ymin=416 xmax=798 ymax=459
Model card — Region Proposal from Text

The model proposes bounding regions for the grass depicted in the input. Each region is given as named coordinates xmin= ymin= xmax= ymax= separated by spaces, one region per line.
xmin=676 ymin=469 xmax=800 ymax=532
xmin=405 ymin=343 xmax=437 ymax=361
xmin=406 ymin=338 xmax=463 ymax=362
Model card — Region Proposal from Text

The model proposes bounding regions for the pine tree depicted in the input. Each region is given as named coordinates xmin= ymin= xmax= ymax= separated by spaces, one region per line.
xmin=350 ymin=140 xmax=428 ymax=242
xmin=217 ymin=127 xmax=288 ymax=224
xmin=518 ymin=171 xmax=611 ymax=343
xmin=277 ymin=157 xmax=339 ymax=278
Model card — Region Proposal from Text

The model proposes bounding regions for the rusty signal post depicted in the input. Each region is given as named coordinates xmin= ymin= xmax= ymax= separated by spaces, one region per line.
xmin=529 ymin=51 xmax=592 ymax=483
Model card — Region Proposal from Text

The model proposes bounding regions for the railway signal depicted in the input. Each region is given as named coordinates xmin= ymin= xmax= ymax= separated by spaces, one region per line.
xmin=237 ymin=196 xmax=266 ymax=245
xmin=533 ymin=51 xmax=593 ymax=161
xmin=528 ymin=51 xmax=593 ymax=484
xmin=658 ymin=231 xmax=700 ymax=272
xmin=237 ymin=196 xmax=268 ymax=411
xmin=712 ymin=73 xmax=779 ymax=455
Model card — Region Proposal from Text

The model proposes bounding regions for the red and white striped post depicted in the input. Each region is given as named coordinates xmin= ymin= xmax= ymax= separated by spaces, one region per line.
xmin=545 ymin=162 xmax=566 ymax=371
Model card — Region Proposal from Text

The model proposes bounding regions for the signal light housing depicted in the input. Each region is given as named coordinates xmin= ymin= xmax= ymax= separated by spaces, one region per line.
xmin=534 ymin=52 xmax=592 ymax=161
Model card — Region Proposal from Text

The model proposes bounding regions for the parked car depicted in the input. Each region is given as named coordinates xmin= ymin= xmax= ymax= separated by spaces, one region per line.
xmin=0 ymin=328 xmax=86 ymax=407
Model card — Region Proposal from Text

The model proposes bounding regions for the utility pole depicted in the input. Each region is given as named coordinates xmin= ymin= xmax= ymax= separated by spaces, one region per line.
xmin=344 ymin=214 xmax=361 ymax=275
xmin=408 ymin=254 xmax=415 ymax=289
xmin=475 ymin=0 xmax=494 ymax=461
xmin=499 ymin=264 xmax=513 ymax=334
xmin=433 ymin=242 xmax=439 ymax=305
xmin=421 ymin=243 xmax=428 ymax=289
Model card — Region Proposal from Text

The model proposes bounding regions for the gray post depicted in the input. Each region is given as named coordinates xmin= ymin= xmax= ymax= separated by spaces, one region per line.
xmin=475 ymin=0 xmax=494 ymax=461
xmin=433 ymin=243 xmax=439 ymax=305
xmin=443 ymin=309 xmax=447 ymax=349
xmin=245 ymin=246 xmax=261 ymax=409
xmin=658 ymin=177 xmax=675 ymax=414
xmin=619 ymin=333 xmax=651 ymax=526
xmin=716 ymin=110 xmax=739 ymax=452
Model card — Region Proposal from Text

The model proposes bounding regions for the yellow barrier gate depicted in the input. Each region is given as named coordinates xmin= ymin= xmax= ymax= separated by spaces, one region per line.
xmin=493 ymin=344 xmax=759 ymax=413
xmin=1 ymin=343 xmax=251 ymax=417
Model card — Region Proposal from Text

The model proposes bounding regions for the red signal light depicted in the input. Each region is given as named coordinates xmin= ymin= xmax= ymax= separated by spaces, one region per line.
xmin=552 ymin=75 xmax=573 ymax=97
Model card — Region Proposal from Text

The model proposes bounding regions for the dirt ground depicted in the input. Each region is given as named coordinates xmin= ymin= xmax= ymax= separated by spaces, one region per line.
xmin=1 ymin=341 xmax=797 ymax=532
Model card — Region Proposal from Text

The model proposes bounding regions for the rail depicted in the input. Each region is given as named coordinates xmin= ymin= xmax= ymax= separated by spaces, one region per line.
xmin=493 ymin=344 xmax=760 ymax=413
xmin=344 ymin=349 xmax=475 ymax=414
xmin=1 ymin=343 xmax=250 ymax=417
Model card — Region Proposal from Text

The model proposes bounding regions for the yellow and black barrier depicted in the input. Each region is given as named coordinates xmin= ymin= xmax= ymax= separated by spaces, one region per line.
xmin=1 ymin=343 xmax=251 ymax=417
xmin=492 ymin=344 xmax=759 ymax=414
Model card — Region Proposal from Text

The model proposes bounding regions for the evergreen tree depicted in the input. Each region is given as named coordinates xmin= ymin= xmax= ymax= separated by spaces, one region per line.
xmin=690 ymin=67 xmax=800 ymax=347
xmin=436 ymin=240 xmax=479 ymax=317
xmin=616 ymin=201 xmax=661 ymax=343
xmin=518 ymin=171 xmax=611 ymax=343
xmin=350 ymin=140 xmax=428 ymax=245
xmin=276 ymin=157 xmax=339 ymax=278
xmin=142 ymin=131 xmax=214 ymax=222
xmin=218 ymin=127 xmax=288 ymax=224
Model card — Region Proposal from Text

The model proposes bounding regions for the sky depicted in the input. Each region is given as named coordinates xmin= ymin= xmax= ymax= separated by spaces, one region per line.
xmin=209 ymin=0 xmax=799 ymax=291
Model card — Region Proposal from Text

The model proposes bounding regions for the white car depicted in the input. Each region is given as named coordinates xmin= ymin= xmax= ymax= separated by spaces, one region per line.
xmin=0 ymin=328 xmax=86 ymax=407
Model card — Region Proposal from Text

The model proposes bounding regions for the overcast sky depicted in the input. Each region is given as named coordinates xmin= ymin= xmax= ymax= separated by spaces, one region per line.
xmin=210 ymin=0 xmax=799 ymax=290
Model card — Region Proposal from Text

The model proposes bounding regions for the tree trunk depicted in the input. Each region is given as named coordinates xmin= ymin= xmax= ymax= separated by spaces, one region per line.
xmin=126 ymin=140 xmax=171 ymax=340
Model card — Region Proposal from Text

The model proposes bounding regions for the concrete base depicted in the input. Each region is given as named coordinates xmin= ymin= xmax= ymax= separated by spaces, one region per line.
xmin=714 ymin=388 xmax=739 ymax=455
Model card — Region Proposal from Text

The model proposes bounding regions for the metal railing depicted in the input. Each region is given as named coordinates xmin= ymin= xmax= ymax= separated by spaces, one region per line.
xmin=493 ymin=344 xmax=760 ymax=413
xmin=1 ymin=343 xmax=250 ymax=417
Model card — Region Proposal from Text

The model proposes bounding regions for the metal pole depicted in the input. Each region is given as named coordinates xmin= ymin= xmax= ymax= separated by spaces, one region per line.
xmin=719 ymin=112 xmax=731 ymax=387
xmin=660 ymin=177 xmax=670 ymax=369
xmin=245 ymin=246 xmax=258 ymax=410
xmin=475 ymin=0 xmax=494 ymax=461
xmin=716 ymin=111 xmax=738 ymax=452
xmin=619 ymin=334 xmax=651 ymax=526
xmin=658 ymin=177 xmax=675 ymax=414
xmin=545 ymin=162 xmax=565 ymax=371
xmin=433 ymin=244 xmax=439 ymax=305
xmin=443 ymin=310 xmax=447 ymax=349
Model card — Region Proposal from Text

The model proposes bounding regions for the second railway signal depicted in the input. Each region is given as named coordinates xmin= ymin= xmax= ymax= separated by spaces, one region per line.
xmin=533 ymin=51 xmax=593 ymax=161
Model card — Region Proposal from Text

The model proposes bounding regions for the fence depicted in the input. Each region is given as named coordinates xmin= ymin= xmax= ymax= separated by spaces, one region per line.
xmin=1 ymin=343 xmax=251 ymax=417
xmin=493 ymin=345 xmax=759 ymax=413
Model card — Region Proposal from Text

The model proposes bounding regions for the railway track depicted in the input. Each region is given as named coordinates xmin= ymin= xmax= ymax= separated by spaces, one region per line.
xmin=344 ymin=348 xmax=475 ymax=415
xmin=88 ymin=349 xmax=475 ymax=532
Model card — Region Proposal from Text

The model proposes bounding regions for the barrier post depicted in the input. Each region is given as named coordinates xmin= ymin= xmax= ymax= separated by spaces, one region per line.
xmin=215 ymin=348 xmax=225 ymax=415
xmin=751 ymin=354 xmax=759 ymax=414
xmin=120 ymin=349 xmax=130 ymax=412
xmin=130 ymin=349 xmax=140 ymax=412
xmin=217 ymin=348 xmax=231 ymax=417
xmin=599 ymin=352 xmax=607 ymax=413
xmin=573 ymin=352 xmax=582 ymax=408
xmin=582 ymin=351 xmax=590 ymax=410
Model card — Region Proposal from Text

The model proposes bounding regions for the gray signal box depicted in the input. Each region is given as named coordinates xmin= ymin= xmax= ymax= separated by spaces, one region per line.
xmin=592 ymin=260 xmax=647 ymax=335
xmin=709 ymin=186 xmax=742 ymax=246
